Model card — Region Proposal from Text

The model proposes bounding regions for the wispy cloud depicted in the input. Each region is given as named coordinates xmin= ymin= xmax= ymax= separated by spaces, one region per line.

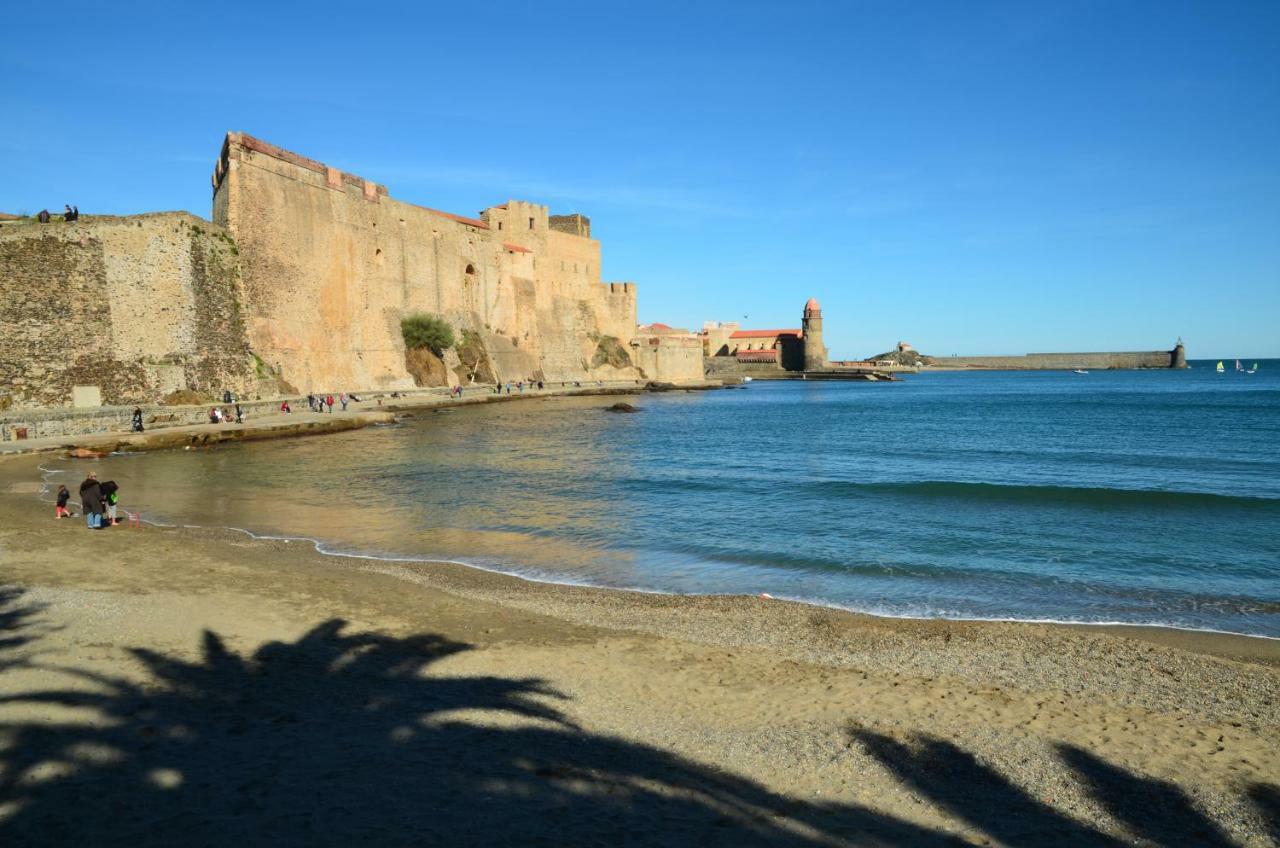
xmin=363 ymin=161 xmax=757 ymax=219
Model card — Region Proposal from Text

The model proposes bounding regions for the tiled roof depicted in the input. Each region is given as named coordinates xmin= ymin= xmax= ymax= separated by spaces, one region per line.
xmin=502 ymin=242 xmax=532 ymax=254
xmin=730 ymin=329 xmax=802 ymax=339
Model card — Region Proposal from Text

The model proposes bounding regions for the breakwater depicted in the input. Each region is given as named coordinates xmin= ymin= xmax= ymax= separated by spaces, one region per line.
xmin=929 ymin=344 xmax=1186 ymax=370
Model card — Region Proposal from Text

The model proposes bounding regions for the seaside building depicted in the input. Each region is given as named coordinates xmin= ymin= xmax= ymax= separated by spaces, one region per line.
xmin=702 ymin=299 xmax=831 ymax=375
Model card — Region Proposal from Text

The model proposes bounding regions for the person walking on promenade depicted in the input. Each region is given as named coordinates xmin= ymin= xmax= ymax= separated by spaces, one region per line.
xmin=235 ymin=403 xmax=243 ymax=423
xmin=79 ymin=473 xmax=103 ymax=529
xmin=55 ymin=485 xmax=71 ymax=519
xmin=325 ymin=394 xmax=334 ymax=413
xmin=132 ymin=407 xmax=144 ymax=432
xmin=72 ymin=205 xmax=80 ymax=220
xmin=339 ymin=392 xmax=348 ymax=411
xmin=307 ymin=393 xmax=316 ymax=412
xmin=38 ymin=209 xmax=50 ymax=223
xmin=64 ymin=205 xmax=73 ymax=222
xmin=280 ymin=400 xmax=291 ymax=413
xmin=100 ymin=480 xmax=120 ymax=525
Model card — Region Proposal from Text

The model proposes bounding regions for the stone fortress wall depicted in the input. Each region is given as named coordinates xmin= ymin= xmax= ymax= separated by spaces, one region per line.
xmin=213 ymin=133 xmax=644 ymax=392
xmin=0 ymin=213 xmax=257 ymax=410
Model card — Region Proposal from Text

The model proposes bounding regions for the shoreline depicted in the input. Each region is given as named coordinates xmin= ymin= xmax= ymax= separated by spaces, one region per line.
xmin=2 ymin=458 xmax=1277 ymax=844
xmin=15 ymin=447 xmax=1280 ymax=653
xmin=158 ymin=522 xmax=1280 ymax=656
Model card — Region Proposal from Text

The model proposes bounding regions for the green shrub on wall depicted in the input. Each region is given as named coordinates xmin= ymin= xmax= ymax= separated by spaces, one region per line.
xmin=400 ymin=314 xmax=455 ymax=356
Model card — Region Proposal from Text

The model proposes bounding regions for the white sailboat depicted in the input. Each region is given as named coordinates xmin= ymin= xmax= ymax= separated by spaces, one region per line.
xmin=1236 ymin=359 xmax=1244 ymax=372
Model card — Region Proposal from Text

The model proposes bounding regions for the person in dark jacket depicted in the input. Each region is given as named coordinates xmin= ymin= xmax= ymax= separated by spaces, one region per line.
xmin=79 ymin=473 xmax=104 ymax=529
xmin=132 ymin=407 xmax=144 ymax=432
xmin=55 ymin=485 xmax=71 ymax=519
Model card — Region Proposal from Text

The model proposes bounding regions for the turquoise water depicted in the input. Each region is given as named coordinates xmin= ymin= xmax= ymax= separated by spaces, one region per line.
xmin=68 ymin=360 xmax=1280 ymax=636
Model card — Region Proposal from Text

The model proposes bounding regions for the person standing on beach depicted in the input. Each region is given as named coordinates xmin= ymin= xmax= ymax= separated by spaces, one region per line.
xmin=55 ymin=485 xmax=71 ymax=519
xmin=325 ymin=394 xmax=334 ymax=413
xmin=79 ymin=473 xmax=103 ymax=529
xmin=100 ymin=480 xmax=120 ymax=525
xmin=339 ymin=392 xmax=348 ymax=411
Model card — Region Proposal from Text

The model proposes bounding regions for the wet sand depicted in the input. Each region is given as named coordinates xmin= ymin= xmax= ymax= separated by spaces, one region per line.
xmin=1 ymin=456 xmax=1277 ymax=846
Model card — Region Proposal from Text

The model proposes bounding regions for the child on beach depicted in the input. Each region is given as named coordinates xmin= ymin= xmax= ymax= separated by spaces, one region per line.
xmin=55 ymin=485 xmax=71 ymax=519
xmin=100 ymin=480 xmax=120 ymax=525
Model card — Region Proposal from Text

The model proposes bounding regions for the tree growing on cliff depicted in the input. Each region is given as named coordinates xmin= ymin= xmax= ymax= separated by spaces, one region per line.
xmin=400 ymin=314 xmax=455 ymax=356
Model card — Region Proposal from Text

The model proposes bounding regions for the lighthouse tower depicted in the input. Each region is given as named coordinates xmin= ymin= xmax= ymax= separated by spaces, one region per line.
xmin=802 ymin=298 xmax=827 ymax=371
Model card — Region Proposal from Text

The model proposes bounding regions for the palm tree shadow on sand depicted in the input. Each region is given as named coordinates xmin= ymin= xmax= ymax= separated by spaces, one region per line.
xmin=849 ymin=727 xmax=1275 ymax=847
xmin=0 ymin=608 xmax=957 ymax=847
xmin=0 ymin=588 xmax=1275 ymax=847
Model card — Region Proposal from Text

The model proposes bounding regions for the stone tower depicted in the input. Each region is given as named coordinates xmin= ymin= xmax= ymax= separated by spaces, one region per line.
xmin=1171 ymin=338 xmax=1187 ymax=369
xmin=802 ymin=297 xmax=827 ymax=371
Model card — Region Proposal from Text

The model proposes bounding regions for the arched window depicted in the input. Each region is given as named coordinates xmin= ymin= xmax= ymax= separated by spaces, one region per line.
xmin=464 ymin=263 xmax=476 ymax=276
xmin=463 ymin=264 xmax=476 ymax=286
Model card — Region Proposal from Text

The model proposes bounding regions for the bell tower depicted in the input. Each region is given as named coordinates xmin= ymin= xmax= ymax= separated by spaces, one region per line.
xmin=802 ymin=298 xmax=826 ymax=371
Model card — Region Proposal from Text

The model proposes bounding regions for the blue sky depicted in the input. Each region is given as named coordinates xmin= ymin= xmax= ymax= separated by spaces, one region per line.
xmin=4 ymin=1 xmax=1277 ymax=359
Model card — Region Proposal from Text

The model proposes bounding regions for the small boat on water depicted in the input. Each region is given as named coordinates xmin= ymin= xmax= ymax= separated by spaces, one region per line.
xmin=1216 ymin=361 xmax=1225 ymax=373
xmin=742 ymin=376 xmax=754 ymax=382
xmin=1072 ymin=369 xmax=1088 ymax=374
xmin=1236 ymin=359 xmax=1245 ymax=372
xmin=1247 ymin=362 xmax=1259 ymax=374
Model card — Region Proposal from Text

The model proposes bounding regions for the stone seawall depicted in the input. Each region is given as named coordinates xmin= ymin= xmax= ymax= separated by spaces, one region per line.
xmin=0 ymin=214 xmax=257 ymax=410
xmin=931 ymin=350 xmax=1182 ymax=370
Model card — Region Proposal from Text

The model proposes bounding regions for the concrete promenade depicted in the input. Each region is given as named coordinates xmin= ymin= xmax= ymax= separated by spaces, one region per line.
xmin=0 ymin=380 xmax=702 ymax=458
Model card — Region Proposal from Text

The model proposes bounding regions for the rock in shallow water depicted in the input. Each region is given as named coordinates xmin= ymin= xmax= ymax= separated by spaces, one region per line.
xmin=605 ymin=402 xmax=641 ymax=413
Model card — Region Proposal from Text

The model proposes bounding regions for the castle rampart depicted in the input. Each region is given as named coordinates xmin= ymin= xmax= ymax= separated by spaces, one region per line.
xmin=213 ymin=132 xmax=642 ymax=391
xmin=0 ymin=213 xmax=255 ymax=410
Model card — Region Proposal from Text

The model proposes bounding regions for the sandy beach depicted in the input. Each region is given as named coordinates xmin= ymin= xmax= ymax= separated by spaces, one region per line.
xmin=1 ymin=454 xmax=1277 ymax=846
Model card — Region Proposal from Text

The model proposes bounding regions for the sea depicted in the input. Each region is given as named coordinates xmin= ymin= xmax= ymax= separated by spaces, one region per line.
xmin=58 ymin=359 xmax=1280 ymax=638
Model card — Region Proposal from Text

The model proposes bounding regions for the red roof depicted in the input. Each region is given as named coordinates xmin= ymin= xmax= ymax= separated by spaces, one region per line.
xmin=730 ymin=329 xmax=801 ymax=339
xmin=502 ymin=242 xmax=532 ymax=254
xmin=416 ymin=205 xmax=488 ymax=229
xmin=648 ymin=322 xmax=672 ymax=330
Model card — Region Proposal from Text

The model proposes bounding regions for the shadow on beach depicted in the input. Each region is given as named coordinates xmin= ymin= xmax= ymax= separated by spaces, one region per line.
xmin=0 ymin=588 xmax=1273 ymax=847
